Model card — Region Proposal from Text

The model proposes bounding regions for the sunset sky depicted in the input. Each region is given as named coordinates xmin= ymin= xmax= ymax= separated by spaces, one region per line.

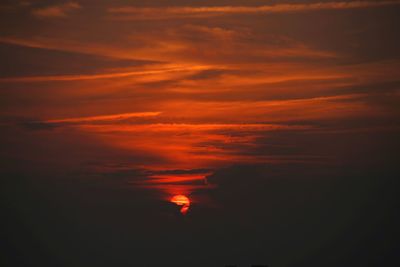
xmin=1 ymin=1 xmax=399 ymax=267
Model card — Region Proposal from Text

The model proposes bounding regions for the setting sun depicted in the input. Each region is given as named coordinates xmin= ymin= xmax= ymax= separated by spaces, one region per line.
xmin=170 ymin=195 xmax=191 ymax=214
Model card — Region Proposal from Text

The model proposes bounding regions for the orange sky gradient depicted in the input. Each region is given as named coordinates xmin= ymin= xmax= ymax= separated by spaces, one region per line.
xmin=1 ymin=0 xmax=399 ymax=212
xmin=2 ymin=2 xmax=400 ymax=267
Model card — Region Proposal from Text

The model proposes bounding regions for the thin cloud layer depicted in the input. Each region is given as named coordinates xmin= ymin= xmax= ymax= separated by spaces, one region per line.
xmin=44 ymin=111 xmax=162 ymax=123
xmin=32 ymin=2 xmax=81 ymax=18
xmin=108 ymin=1 xmax=400 ymax=20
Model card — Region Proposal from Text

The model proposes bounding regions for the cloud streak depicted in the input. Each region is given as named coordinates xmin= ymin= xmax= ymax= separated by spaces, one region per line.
xmin=0 ymin=64 xmax=214 ymax=82
xmin=32 ymin=2 xmax=81 ymax=18
xmin=22 ymin=112 xmax=162 ymax=129
xmin=108 ymin=1 xmax=400 ymax=20
xmin=44 ymin=112 xmax=162 ymax=123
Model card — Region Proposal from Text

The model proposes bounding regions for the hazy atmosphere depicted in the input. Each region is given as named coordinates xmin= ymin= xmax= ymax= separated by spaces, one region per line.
xmin=1 ymin=1 xmax=399 ymax=266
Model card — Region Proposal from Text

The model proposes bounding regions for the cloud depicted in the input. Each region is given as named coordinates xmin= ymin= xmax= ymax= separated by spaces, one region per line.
xmin=44 ymin=112 xmax=162 ymax=123
xmin=108 ymin=1 xmax=400 ymax=20
xmin=18 ymin=110 xmax=317 ymax=171
xmin=0 ymin=62 xmax=213 ymax=83
xmin=0 ymin=36 xmax=136 ymax=60
xmin=0 ymin=41 xmax=158 ymax=79
xmin=32 ymin=2 xmax=81 ymax=18
xmin=0 ymin=27 xmax=338 ymax=66
xmin=19 ymin=112 xmax=161 ymax=130
xmin=22 ymin=112 xmax=162 ymax=130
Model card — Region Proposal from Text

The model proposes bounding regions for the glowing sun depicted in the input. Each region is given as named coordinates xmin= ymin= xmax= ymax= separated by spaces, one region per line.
xmin=170 ymin=195 xmax=191 ymax=214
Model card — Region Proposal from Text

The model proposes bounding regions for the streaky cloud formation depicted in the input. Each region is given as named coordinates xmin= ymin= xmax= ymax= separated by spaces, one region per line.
xmin=0 ymin=64 xmax=213 ymax=82
xmin=32 ymin=2 xmax=81 ymax=18
xmin=1 ymin=0 xmax=399 ymax=266
xmin=43 ymin=111 xmax=162 ymax=123
xmin=108 ymin=1 xmax=400 ymax=20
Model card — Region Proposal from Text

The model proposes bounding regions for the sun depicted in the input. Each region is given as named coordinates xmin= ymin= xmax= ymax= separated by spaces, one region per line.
xmin=170 ymin=195 xmax=190 ymax=214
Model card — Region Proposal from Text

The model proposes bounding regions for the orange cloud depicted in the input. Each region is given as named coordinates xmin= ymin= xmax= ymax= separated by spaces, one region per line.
xmin=0 ymin=27 xmax=337 ymax=66
xmin=76 ymin=121 xmax=316 ymax=171
xmin=41 ymin=112 xmax=161 ymax=124
xmin=32 ymin=2 xmax=81 ymax=18
xmin=146 ymin=174 xmax=210 ymax=184
xmin=108 ymin=1 xmax=400 ymax=20
xmin=0 ymin=36 xmax=126 ymax=59
xmin=0 ymin=64 xmax=213 ymax=83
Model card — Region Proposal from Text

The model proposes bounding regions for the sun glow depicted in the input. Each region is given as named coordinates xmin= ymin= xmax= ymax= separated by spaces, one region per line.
xmin=170 ymin=195 xmax=191 ymax=214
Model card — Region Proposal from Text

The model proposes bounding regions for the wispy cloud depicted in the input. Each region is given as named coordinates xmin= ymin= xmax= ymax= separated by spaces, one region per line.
xmin=0 ymin=30 xmax=338 ymax=65
xmin=108 ymin=1 xmax=400 ymax=20
xmin=44 ymin=112 xmax=162 ymax=124
xmin=0 ymin=36 xmax=127 ymax=59
xmin=0 ymin=64 xmax=214 ymax=83
xmin=22 ymin=112 xmax=162 ymax=130
xmin=73 ymin=121 xmax=317 ymax=171
xmin=32 ymin=2 xmax=81 ymax=18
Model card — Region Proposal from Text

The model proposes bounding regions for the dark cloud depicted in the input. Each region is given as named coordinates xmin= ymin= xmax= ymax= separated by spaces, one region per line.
xmin=0 ymin=42 xmax=157 ymax=78
xmin=204 ymin=162 xmax=399 ymax=267
xmin=20 ymin=120 xmax=60 ymax=131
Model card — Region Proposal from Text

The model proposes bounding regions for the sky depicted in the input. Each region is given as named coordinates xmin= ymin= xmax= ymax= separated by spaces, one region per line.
xmin=1 ymin=1 xmax=399 ymax=267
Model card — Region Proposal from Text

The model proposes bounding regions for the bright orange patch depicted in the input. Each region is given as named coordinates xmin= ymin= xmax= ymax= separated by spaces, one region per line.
xmin=170 ymin=195 xmax=190 ymax=214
